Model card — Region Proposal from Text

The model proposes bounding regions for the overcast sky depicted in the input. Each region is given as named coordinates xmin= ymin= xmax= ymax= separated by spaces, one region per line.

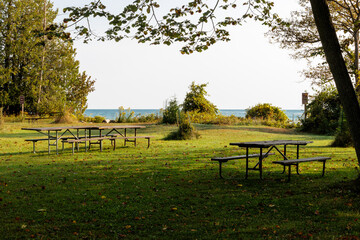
xmin=52 ymin=0 xmax=311 ymax=110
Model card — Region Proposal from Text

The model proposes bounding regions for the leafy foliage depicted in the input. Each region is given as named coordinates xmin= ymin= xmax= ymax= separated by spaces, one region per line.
xmin=162 ymin=97 xmax=180 ymax=124
xmin=183 ymin=82 xmax=218 ymax=115
xmin=0 ymin=0 xmax=94 ymax=116
xmin=63 ymin=0 xmax=285 ymax=54
xmin=116 ymin=106 xmax=135 ymax=123
xmin=332 ymin=110 xmax=353 ymax=147
xmin=246 ymin=103 xmax=288 ymax=122
xmin=115 ymin=106 xmax=162 ymax=123
xmin=267 ymin=0 xmax=360 ymax=90
xmin=300 ymin=87 xmax=341 ymax=134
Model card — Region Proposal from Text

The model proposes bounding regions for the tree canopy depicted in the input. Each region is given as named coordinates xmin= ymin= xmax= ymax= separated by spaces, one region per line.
xmin=182 ymin=82 xmax=218 ymax=115
xmin=267 ymin=0 xmax=360 ymax=92
xmin=0 ymin=0 xmax=95 ymax=116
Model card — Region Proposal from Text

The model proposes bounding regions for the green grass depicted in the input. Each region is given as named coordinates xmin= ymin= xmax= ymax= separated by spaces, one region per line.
xmin=0 ymin=122 xmax=360 ymax=239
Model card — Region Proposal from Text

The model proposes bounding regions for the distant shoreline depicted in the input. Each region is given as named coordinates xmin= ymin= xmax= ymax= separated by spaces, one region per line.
xmin=84 ymin=109 xmax=304 ymax=121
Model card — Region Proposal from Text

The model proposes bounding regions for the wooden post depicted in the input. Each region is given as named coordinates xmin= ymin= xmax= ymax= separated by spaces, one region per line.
xmin=19 ymin=95 xmax=25 ymax=119
xmin=302 ymin=93 xmax=309 ymax=120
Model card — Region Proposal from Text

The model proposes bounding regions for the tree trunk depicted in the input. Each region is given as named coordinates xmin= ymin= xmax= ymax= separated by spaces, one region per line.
xmin=309 ymin=0 xmax=360 ymax=164
xmin=355 ymin=30 xmax=360 ymax=94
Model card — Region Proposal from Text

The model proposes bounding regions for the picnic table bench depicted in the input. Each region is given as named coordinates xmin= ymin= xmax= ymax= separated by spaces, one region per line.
xmin=25 ymin=138 xmax=56 ymax=153
xmin=273 ymin=156 xmax=331 ymax=181
xmin=211 ymin=153 xmax=275 ymax=179
xmin=108 ymin=134 xmax=153 ymax=149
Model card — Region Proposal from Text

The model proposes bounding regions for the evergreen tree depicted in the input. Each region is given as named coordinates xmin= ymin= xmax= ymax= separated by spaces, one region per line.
xmin=0 ymin=0 xmax=94 ymax=115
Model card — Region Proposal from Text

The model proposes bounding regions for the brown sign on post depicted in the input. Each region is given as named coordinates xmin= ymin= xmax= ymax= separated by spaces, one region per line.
xmin=19 ymin=95 xmax=25 ymax=105
xmin=302 ymin=93 xmax=308 ymax=105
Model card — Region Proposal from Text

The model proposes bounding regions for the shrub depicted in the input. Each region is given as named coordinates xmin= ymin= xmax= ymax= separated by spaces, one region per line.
xmin=187 ymin=111 xmax=240 ymax=125
xmin=163 ymin=97 xmax=180 ymax=124
xmin=246 ymin=103 xmax=288 ymax=122
xmin=165 ymin=112 xmax=200 ymax=140
xmin=93 ymin=115 xmax=106 ymax=123
xmin=54 ymin=107 xmax=78 ymax=123
xmin=136 ymin=113 xmax=162 ymax=123
xmin=116 ymin=106 xmax=135 ymax=123
xmin=331 ymin=110 xmax=353 ymax=147
xmin=300 ymin=87 xmax=340 ymax=134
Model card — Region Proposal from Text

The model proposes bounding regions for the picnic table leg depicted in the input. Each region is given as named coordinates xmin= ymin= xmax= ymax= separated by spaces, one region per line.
xmin=124 ymin=129 xmax=127 ymax=146
xmin=281 ymin=145 xmax=287 ymax=174
xmin=56 ymin=131 xmax=59 ymax=155
xmin=77 ymin=129 xmax=80 ymax=152
xmin=245 ymin=147 xmax=249 ymax=179
xmin=32 ymin=141 xmax=36 ymax=154
xmin=219 ymin=161 xmax=223 ymax=179
xmin=322 ymin=160 xmax=326 ymax=176
xmin=296 ymin=145 xmax=300 ymax=175
xmin=47 ymin=131 xmax=50 ymax=154
xmin=85 ymin=129 xmax=87 ymax=151
xmin=259 ymin=147 xmax=263 ymax=180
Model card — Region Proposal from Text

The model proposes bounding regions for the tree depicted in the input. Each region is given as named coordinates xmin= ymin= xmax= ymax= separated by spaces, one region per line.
xmin=309 ymin=0 xmax=360 ymax=163
xmin=182 ymin=82 xmax=218 ymax=115
xmin=63 ymin=0 xmax=360 ymax=165
xmin=267 ymin=0 xmax=360 ymax=92
xmin=300 ymin=87 xmax=341 ymax=134
xmin=163 ymin=97 xmax=180 ymax=124
xmin=0 ymin=0 xmax=94 ymax=116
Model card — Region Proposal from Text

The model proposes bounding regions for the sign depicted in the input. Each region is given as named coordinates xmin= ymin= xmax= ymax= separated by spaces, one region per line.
xmin=302 ymin=93 xmax=308 ymax=105
xmin=19 ymin=95 xmax=25 ymax=105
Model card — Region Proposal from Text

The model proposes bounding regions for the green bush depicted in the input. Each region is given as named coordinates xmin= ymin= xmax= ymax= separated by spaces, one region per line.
xmin=331 ymin=110 xmax=352 ymax=147
xmin=165 ymin=112 xmax=200 ymax=140
xmin=246 ymin=103 xmax=288 ymax=122
xmin=300 ymin=87 xmax=341 ymax=134
xmin=93 ymin=115 xmax=106 ymax=123
xmin=136 ymin=113 xmax=162 ymax=123
xmin=163 ymin=98 xmax=180 ymax=124
xmin=187 ymin=111 xmax=240 ymax=125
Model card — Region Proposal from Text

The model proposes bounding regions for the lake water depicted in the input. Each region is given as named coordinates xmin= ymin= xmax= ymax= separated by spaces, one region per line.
xmin=84 ymin=109 xmax=304 ymax=122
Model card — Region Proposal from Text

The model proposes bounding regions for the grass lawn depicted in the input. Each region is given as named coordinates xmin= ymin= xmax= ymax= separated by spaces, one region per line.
xmin=1 ymin=121 xmax=360 ymax=239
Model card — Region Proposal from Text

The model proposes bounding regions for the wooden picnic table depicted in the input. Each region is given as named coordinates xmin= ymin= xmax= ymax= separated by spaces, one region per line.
xmin=229 ymin=140 xmax=313 ymax=179
xmin=22 ymin=125 xmax=146 ymax=154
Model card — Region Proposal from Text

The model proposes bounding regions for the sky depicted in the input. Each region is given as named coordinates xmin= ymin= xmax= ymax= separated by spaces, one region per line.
xmin=51 ymin=0 xmax=311 ymax=110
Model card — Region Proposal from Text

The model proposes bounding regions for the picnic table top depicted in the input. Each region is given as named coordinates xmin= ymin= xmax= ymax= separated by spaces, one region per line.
xmin=229 ymin=140 xmax=313 ymax=148
xmin=22 ymin=125 xmax=146 ymax=131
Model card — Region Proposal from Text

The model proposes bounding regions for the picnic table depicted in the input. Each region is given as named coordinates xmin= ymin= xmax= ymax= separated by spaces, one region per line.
xmin=21 ymin=125 xmax=150 ymax=154
xmin=212 ymin=140 xmax=331 ymax=181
